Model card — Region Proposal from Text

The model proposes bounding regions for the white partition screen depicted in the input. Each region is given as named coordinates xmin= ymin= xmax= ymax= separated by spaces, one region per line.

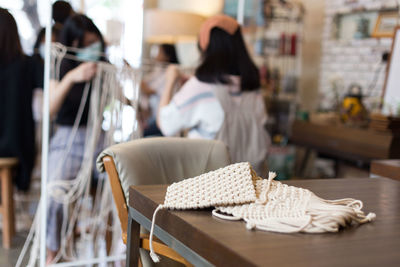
xmin=383 ymin=27 xmax=400 ymax=116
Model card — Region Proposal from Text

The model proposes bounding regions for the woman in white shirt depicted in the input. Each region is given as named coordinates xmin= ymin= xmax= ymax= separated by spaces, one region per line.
xmin=157 ymin=15 xmax=271 ymax=175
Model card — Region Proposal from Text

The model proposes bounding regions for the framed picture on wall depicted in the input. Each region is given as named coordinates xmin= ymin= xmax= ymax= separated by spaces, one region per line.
xmin=372 ymin=12 xmax=399 ymax=38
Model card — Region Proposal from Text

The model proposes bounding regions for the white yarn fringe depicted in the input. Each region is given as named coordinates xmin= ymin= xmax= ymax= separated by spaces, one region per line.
xmin=214 ymin=172 xmax=376 ymax=234
xmin=16 ymin=43 xmax=143 ymax=266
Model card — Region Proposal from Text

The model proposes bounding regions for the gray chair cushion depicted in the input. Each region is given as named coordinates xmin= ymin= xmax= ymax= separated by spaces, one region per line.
xmin=97 ymin=137 xmax=231 ymax=202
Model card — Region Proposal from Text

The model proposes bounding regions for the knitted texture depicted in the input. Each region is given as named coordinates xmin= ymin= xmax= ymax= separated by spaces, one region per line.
xmin=163 ymin=162 xmax=258 ymax=209
xmin=214 ymin=174 xmax=375 ymax=233
xmin=148 ymin=162 xmax=376 ymax=262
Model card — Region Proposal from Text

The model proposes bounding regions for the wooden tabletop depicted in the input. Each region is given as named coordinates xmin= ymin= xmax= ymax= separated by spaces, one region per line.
xmin=371 ymin=160 xmax=400 ymax=181
xmin=290 ymin=120 xmax=400 ymax=162
xmin=129 ymin=178 xmax=400 ymax=267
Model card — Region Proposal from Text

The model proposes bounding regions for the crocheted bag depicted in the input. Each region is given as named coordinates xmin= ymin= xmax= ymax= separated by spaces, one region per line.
xmin=148 ymin=162 xmax=258 ymax=262
xmin=148 ymin=162 xmax=376 ymax=262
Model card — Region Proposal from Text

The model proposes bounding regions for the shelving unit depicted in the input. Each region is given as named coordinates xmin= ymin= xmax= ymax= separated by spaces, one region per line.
xmin=249 ymin=1 xmax=305 ymax=139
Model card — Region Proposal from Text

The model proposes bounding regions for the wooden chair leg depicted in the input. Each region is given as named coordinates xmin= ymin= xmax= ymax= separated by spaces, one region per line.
xmin=1 ymin=167 xmax=15 ymax=249
xmin=126 ymin=213 xmax=140 ymax=267
xmin=105 ymin=212 xmax=113 ymax=255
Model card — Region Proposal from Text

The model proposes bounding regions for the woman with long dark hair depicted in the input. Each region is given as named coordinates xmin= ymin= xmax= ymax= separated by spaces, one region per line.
xmin=157 ymin=15 xmax=270 ymax=174
xmin=46 ymin=14 xmax=105 ymax=264
xmin=0 ymin=8 xmax=43 ymax=191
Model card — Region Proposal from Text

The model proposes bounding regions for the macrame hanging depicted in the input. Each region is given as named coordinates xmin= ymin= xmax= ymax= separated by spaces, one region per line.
xmin=16 ymin=43 xmax=143 ymax=266
xmin=148 ymin=162 xmax=376 ymax=263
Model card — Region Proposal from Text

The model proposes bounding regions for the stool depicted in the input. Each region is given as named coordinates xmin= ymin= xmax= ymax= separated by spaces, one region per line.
xmin=0 ymin=158 xmax=18 ymax=249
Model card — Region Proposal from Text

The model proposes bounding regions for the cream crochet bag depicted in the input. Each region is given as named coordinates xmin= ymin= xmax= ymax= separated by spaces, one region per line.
xmin=148 ymin=162 xmax=375 ymax=262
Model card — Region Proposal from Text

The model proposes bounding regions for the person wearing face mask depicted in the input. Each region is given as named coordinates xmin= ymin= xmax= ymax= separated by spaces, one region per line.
xmin=31 ymin=25 xmax=62 ymax=123
xmin=46 ymin=14 xmax=105 ymax=264
xmin=32 ymin=25 xmax=62 ymax=64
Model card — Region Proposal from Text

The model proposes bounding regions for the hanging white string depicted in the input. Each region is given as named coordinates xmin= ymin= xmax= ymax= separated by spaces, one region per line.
xmin=17 ymin=41 xmax=196 ymax=266
xmin=16 ymin=43 xmax=143 ymax=266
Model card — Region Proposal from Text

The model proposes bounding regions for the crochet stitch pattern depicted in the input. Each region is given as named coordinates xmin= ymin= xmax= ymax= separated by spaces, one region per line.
xmin=214 ymin=173 xmax=375 ymax=233
xmin=163 ymin=162 xmax=258 ymax=209
xmin=148 ymin=162 xmax=376 ymax=263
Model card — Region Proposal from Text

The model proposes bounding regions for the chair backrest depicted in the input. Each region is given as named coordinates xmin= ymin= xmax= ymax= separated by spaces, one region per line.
xmin=96 ymin=137 xmax=231 ymax=242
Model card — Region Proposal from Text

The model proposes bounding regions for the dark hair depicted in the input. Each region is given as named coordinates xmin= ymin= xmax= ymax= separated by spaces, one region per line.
xmin=33 ymin=25 xmax=62 ymax=54
xmin=0 ymin=8 xmax=23 ymax=64
xmin=52 ymin=0 xmax=73 ymax=25
xmin=59 ymin=14 xmax=105 ymax=52
xmin=195 ymin=27 xmax=260 ymax=91
xmin=160 ymin=44 xmax=179 ymax=64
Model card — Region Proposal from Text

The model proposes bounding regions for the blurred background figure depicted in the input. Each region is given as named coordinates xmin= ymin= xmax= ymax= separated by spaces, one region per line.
xmin=52 ymin=0 xmax=74 ymax=27
xmin=32 ymin=25 xmax=62 ymax=64
xmin=31 ymin=24 xmax=62 ymax=120
xmin=30 ymin=25 xmax=62 ymax=181
xmin=30 ymin=0 xmax=73 ymax=126
xmin=140 ymin=43 xmax=179 ymax=137
xmin=0 ymin=8 xmax=43 ymax=191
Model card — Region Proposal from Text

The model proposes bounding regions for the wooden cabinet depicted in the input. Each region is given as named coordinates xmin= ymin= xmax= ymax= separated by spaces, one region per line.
xmin=291 ymin=120 xmax=400 ymax=163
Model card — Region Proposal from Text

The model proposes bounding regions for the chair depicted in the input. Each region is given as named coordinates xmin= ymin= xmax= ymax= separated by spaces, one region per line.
xmin=0 ymin=157 xmax=18 ymax=249
xmin=96 ymin=137 xmax=231 ymax=266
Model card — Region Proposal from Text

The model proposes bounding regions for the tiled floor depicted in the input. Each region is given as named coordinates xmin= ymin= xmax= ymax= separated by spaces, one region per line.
xmin=0 ymin=231 xmax=29 ymax=267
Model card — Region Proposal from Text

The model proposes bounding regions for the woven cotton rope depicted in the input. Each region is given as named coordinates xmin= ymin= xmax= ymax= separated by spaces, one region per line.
xmin=163 ymin=162 xmax=257 ymax=209
xmin=214 ymin=173 xmax=375 ymax=233
xmin=148 ymin=162 xmax=376 ymax=262
xmin=16 ymin=43 xmax=142 ymax=267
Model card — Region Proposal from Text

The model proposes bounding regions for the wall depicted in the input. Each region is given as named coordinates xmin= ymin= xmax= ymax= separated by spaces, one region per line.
xmin=144 ymin=0 xmax=158 ymax=9
xmin=299 ymin=0 xmax=325 ymax=111
xmin=157 ymin=0 xmax=223 ymax=16
xmin=319 ymin=0 xmax=398 ymax=110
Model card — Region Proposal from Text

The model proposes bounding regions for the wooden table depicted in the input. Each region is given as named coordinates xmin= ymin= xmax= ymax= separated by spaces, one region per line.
xmin=371 ymin=160 xmax=400 ymax=181
xmin=128 ymin=178 xmax=400 ymax=267
xmin=291 ymin=120 xmax=400 ymax=176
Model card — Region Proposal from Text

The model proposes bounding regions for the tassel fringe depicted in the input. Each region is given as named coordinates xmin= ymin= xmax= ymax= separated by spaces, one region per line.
xmin=243 ymin=194 xmax=376 ymax=234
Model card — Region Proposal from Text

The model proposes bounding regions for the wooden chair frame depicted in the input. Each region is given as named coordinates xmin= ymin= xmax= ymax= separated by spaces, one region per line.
xmin=0 ymin=158 xmax=18 ymax=249
xmin=102 ymin=155 xmax=192 ymax=266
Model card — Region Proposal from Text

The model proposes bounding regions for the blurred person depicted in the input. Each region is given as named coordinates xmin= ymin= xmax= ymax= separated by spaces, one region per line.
xmin=31 ymin=25 xmax=62 ymax=122
xmin=140 ymin=43 xmax=179 ymax=136
xmin=52 ymin=0 xmax=74 ymax=26
xmin=46 ymin=14 xmax=105 ymax=264
xmin=30 ymin=25 xmax=63 ymax=180
xmin=0 ymin=8 xmax=43 ymax=191
xmin=31 ymin=25 xmax=63 ymax=121
xmin=32 ymin=25 xmax=62 ymax=64
xmin=157 ymin=15 xmax=271 ymax=174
